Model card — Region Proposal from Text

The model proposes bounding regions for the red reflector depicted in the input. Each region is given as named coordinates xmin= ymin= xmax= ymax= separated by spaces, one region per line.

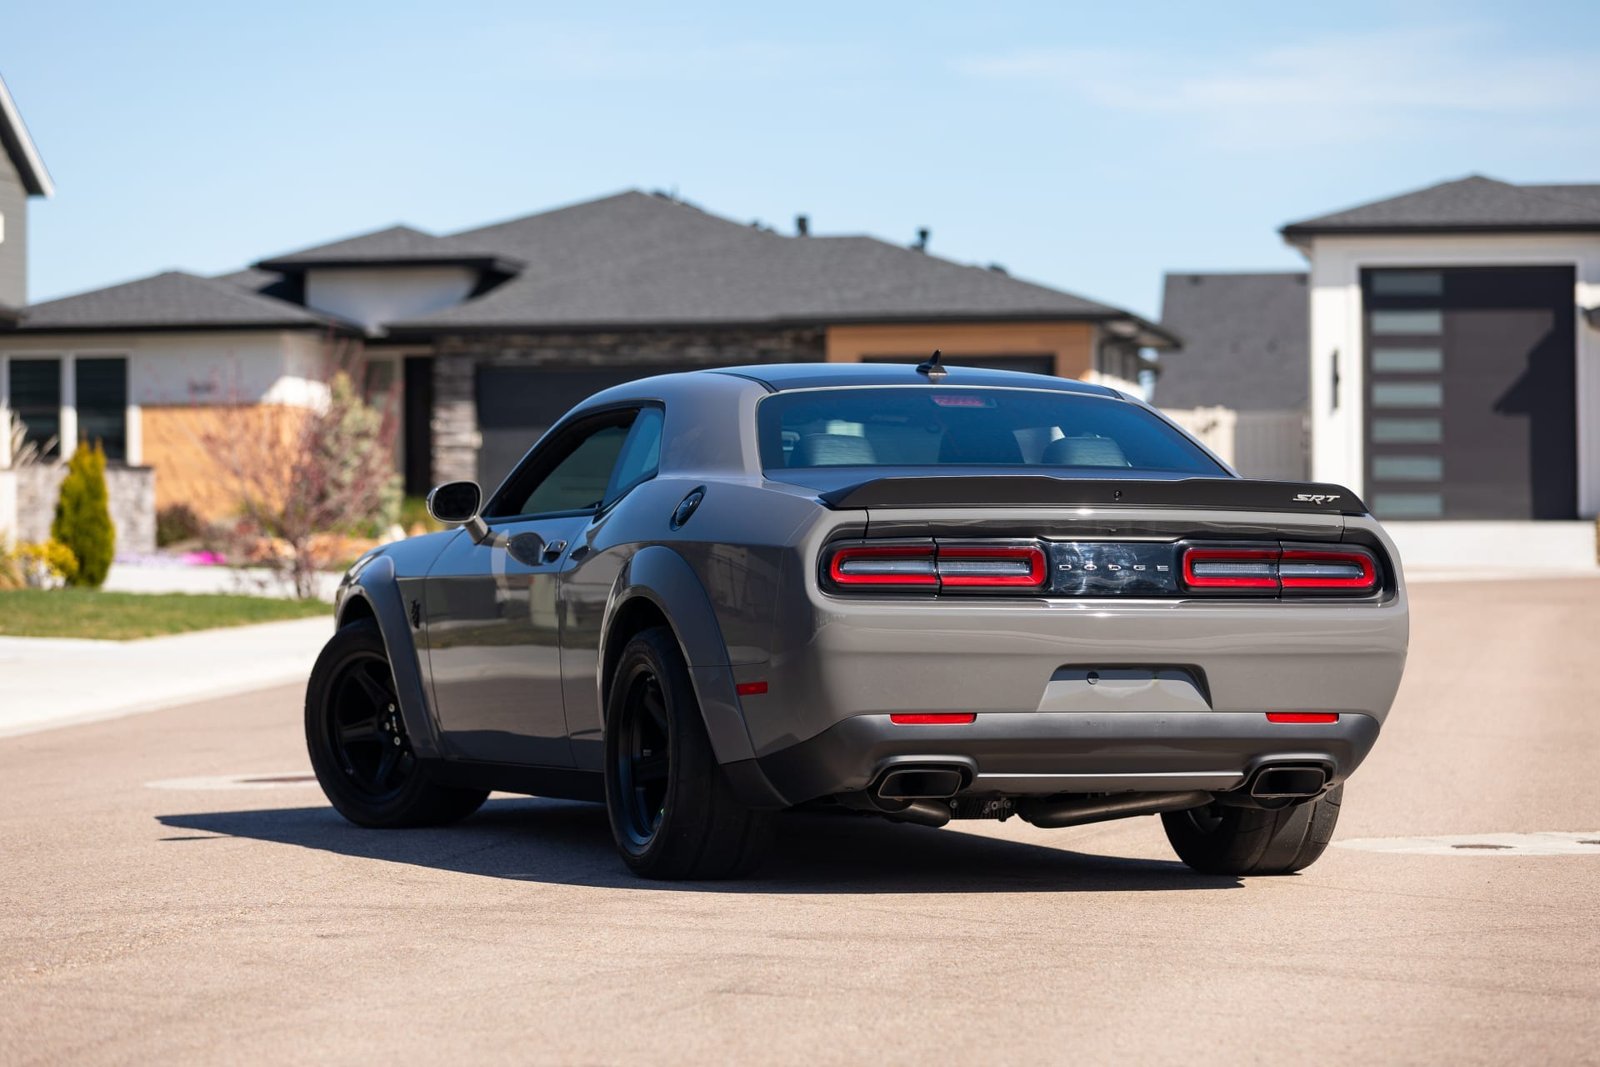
xmin=1266 ymin=712 xmax=1339 ymax=724
xmin=735 ymin=681 xmax=768 ymax=697
xmin=890 ymin=713 xmax=976 ymax=725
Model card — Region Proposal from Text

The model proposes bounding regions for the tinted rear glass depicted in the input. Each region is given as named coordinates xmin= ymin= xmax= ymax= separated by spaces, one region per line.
xmin=758 ymin=387 xmax=1224 ymax=474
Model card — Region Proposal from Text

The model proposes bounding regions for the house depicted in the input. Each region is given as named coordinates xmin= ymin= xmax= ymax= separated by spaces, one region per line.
xmin=1154 ymin=272 xmax=1310 ymax=480
xmin=2 ymin=190 xmax=1176 ymax=526
xmin=0 ymin=72 xmax=51 ymax=316
xmin=1282 ymin=175 xmax=1600 ymax=522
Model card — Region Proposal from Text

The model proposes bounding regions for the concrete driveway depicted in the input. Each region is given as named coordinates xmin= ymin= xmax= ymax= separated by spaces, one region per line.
xmin=2 ymin=578 xmax=1597 ymax=1064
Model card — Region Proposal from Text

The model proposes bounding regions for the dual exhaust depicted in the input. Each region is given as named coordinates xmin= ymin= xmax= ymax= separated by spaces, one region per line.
xmin=863 ymin=759 xmax=1331 ymax=828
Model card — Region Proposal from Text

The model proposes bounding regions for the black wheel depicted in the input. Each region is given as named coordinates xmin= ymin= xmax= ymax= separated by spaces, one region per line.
xmin=1161 ymin=785 xmax=1343 ymax=876
xmin=306 ymin=618 xmax=488 ymax=828
xmin=603 ymin=627 xmax=772 ymax=880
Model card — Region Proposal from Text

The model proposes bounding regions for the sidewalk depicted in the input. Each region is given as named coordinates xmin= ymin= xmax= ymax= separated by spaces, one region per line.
xmin=103 ymin=561 xmax=341 ymax=601
xmin=0 ymin=617 xmax=331 ymax=739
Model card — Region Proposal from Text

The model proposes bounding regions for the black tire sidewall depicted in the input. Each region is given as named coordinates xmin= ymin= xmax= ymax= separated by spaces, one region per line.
xmin=305 ymin=618 xmax=478 ymax=827
xmin=603 ymin=630 xmax=698 ymax=870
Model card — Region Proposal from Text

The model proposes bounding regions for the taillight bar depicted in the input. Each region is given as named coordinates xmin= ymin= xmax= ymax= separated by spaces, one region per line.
xmin=1180 ymin=543 xmax=1380 ymax=596
xmin=827 ymin=544 xmax=938 ymax=588
xmin=1181 ymin=546 xmax=1280 ymax=590
xmin=823 ymin=541 xmax=1046 ymax=593
xmin=937 ymin=544 xmax=1047 ymax=587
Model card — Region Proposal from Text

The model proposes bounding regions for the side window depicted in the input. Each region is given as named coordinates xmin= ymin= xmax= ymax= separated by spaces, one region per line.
xmin=520 ymin=425 xmax=630 ymax=515
xmin=603 ymin=407 xmax=664 ymax=507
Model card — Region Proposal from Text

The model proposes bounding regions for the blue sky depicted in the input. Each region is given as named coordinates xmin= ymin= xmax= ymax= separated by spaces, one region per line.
xmin=6 ymin=1 xmax=1598 ymax=319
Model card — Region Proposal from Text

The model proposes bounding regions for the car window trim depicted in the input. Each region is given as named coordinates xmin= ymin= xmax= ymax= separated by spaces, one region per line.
xmin=482 ymin=403 xmax=645 ymax=522
xmin=599 ymin=405 xmax=666 ymax=511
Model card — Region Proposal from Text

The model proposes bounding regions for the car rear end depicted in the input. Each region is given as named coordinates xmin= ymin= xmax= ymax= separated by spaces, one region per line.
xmin=738 ymin=379 xmax=1409 ymax=826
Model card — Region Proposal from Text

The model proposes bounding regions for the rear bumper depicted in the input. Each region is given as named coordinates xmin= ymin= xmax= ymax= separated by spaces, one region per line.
xmin=732 ymin=711 xmax=1381 ymax=808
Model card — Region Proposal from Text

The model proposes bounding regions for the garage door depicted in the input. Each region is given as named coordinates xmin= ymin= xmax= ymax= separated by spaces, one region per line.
xmin=1362 ymin=266 xmax=1576 ymax=520
xmin=475 ymin=365 xmax=714 ymax=489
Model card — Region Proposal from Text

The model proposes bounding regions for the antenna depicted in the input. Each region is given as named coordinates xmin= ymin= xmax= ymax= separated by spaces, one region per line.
xmin=915 ymin=349 xmax=947 ymax=382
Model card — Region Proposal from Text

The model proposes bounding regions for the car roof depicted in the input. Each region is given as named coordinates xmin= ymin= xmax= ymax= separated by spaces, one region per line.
xmin=704 ymin=362 xmax=1126 ymax=396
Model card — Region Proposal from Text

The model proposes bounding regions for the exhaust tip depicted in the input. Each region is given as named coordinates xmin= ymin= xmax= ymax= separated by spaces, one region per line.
xmin=874 ymin=766 xmax=966 ymax=801
xmin=1249 ymin=764 xmax=1329 ymax=800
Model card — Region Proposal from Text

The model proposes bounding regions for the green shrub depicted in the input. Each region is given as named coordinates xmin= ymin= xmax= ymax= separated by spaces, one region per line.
xmin=52 ymin=442 xmax=116 ymax=588
xmin=156 ymin=502 xmax=205 ymax=547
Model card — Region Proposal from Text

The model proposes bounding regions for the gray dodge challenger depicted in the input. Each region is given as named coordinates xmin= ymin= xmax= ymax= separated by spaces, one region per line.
xmin=307 ymin=359 xmax=1409 ymax=879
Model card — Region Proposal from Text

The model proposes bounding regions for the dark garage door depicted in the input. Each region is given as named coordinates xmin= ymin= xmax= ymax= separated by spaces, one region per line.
xmin=1362 ymin=266 xmax=1576 ymax=520
xmin=475 ymin=365 xmax=709 ymax=489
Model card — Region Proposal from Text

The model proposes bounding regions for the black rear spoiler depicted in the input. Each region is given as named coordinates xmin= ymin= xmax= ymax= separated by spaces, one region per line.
xmin=818 ymin=476 xmax=1368 ymax=516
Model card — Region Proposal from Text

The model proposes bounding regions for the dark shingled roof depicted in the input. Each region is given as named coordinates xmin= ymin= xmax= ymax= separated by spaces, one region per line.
xmin=1282 ymin=175 xmax=1600 ymax=238
xmin=10 ymin=271 xmax=341 ymax=332
xmin=389 ymin=191 xmax=1176 ymax=343
xmin=12 ymin=190 xmax=1175 ymax=344
xmin=254 ymin=224 xmax=523 ymax=272
xmin=1154 ymin=272 xmax=1308 ymax=411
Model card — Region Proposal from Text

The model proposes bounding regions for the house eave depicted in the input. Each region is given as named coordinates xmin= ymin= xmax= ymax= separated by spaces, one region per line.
xmin=1280 ymin=222 xmax=1600 ymax=241
xmin=0 ymin=74 xmax=53 ymax=198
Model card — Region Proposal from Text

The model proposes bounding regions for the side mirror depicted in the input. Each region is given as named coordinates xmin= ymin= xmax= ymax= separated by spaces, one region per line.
xmin=426 ymin=481 xmax=491 ymax=544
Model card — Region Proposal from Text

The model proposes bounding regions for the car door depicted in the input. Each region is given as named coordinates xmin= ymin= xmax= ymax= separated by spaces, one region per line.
xmin=423 ymin=409 xmax=640 ymax=766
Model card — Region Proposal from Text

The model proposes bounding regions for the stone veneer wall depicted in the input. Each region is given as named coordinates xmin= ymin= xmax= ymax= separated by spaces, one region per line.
xmin=429 ymin=327 xmax=826 ymax=484
xmin=4 ymin=464 xmax=158 ymax=554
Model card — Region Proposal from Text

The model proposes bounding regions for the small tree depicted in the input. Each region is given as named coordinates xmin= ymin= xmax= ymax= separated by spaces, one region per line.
xmin=202 ymin=344 xmax=400 ymax=599
xmin=52 ymin=441 xmax=116 ymax=588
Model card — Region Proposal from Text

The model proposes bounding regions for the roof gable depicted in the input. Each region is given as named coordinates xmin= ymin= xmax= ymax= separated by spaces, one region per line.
xmin=10 ymin=271 xmax=339 ymax=332
xmin=1282 ymin=175 xmax=1600 ymax=238
xmin=0 ymin=72 xmax=52 ymax=197
xmin=254 ymin=224 xmax=521 ymax=272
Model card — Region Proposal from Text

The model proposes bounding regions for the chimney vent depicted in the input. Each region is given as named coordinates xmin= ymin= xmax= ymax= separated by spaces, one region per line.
xmin=913 ymin=227 xmax=930 ymax=252
xmin=796 ymin=214 xmax=810 ymax=237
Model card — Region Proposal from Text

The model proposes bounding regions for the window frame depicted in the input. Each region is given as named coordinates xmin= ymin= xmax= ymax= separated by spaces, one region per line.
xmin=482 ymin=401 xmax=663 ymax=523
xmin=754 ymin=385 xmax=1228 ymax=476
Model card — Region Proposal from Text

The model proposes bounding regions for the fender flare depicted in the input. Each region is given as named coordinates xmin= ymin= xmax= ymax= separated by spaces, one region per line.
xmin=336 ymin=554 xmax=443 ymax=760
xmin=600 ymin=544 xmax=756 ymax=766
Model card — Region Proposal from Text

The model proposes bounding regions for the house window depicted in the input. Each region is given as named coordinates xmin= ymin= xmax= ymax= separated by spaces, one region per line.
xmin=8 ymin=358 xmax=62 ymax=458
xmin=75 ymin=357 xmax=128 ymax=461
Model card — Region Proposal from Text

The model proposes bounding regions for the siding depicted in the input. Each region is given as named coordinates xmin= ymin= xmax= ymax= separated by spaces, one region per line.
xmin=0 ymin=151 xmax=26 ymax=307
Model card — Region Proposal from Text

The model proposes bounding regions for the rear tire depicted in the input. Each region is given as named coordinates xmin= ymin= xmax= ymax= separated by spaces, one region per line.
xmin=603 ymin=627 xmax=772 ymax=880
xmin=1161 ymin=786 xmax=1343 ymax=876
xmin=306 ymin=618 xmax=488 ymax=828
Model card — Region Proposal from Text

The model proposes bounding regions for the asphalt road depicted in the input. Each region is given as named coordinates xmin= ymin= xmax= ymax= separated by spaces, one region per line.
xmin=3 ymin=578 xmax=1598 ymax=1065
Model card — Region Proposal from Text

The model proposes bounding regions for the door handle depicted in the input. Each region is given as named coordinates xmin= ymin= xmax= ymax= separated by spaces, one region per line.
xmin=542 ymin=540 xmax=568 ymax=562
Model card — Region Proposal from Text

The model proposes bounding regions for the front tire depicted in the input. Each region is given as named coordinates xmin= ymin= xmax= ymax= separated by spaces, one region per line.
xmin=1161 ymin=786 xmax=1343 ymax=875
xmin=603 ymin=627 xmax=772 ymax=879
xmin=306 ymin=618 xmax=488 ymax=828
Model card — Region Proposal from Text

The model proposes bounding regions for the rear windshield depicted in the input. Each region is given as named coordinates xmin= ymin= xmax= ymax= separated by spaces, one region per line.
xmin=758 ymin=387 xmax=1224 ymax=474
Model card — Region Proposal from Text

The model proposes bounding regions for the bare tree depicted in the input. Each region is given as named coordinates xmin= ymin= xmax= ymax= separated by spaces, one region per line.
xmin=201 ymin=336 xmax=401 ymax=599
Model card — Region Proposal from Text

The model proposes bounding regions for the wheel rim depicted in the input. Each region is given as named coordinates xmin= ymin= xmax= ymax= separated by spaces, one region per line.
xmin=327 ymin=652 xmax=414 ymax=801
xmin=614 ymin=669 xmax=671 ymax=848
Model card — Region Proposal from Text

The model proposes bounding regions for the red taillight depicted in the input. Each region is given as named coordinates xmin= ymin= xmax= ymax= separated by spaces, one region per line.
xmin=937 ymin=544 xmax=1047 ymax=588
xmin=890 ymin=713 xmax=977 ymax=725
xmin=823 ymin=541 xmax=1045 ymax=593
xmin=735 ymin=681 xmax=768 ymax=696
xmin=1266 ymin=712 xmax=1340 ymax=724
xmin=1279 ymin=549 xmax=1378 ymax=592
xmin=1181 ymin=543 xmax=1380 ymax=596
xmin=827 ymin=544 xmax=938 ymax=588
xmin=1181 ymin=546 xmax=1280 ymax=589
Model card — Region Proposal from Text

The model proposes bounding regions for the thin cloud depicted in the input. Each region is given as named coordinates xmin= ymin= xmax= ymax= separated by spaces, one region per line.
xmin=959 ymin=26 xmax=1593 ymax=147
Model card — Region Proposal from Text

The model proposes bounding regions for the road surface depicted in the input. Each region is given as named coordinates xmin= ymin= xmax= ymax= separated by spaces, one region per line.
xmin=2 ymin=578 xmax=1597 ymax=1064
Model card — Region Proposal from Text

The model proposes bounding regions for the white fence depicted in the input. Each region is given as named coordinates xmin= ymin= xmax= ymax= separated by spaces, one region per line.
xmin=1162 ymin=406 xmax=1309 ymax=481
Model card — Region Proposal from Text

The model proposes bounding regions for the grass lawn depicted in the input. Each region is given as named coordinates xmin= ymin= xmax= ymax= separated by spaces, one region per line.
xmin=0 ymin=588 xmax=329 ymax=640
